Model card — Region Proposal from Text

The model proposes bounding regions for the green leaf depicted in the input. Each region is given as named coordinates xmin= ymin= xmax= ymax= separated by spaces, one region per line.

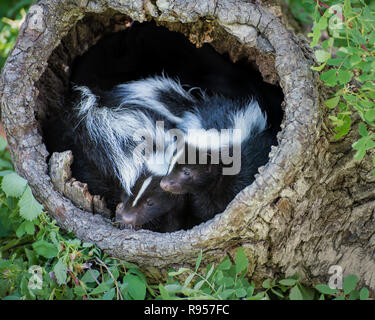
xmin=298 ymin=284 xmax=316 ymax=300
xmin=262 ymin=278 xmax=272 ymax=289
xmin=1 ymin=172 xmax=27 ymax=197
xmin=54 ymin=258 xmax=67 ymax=285
xmin=320 ymin=69 xmax=337 ymax=86
xmin=349 ymin=290 xmax=360 ymax=300
xmin=102 ymin=287 xmax=115 ymax=300
xmin=219 ymin=289 xmax=235 ymax=299
xmin=333 ymin=115 xmax=351 ymax=139
xmin=164 ymin=284 xmax=182 ymax=294
xmin=15 ymin=222 xmax=26 ymax=238
xmin=124 ymin=274 xmax=146 ymax=300
xmin=359 ymin=122 xmax=368 ymax=137
xmin=0 ymin=136 xmax=7 ymax=152
xmin=222 ymin=277 xmax=235 ymax=287
xmin=158 ymin=284 xmax=170 ymax=300
xmin=289 ymin=286 xmax=303 ymax=300
xmin=327 ymin=58 xmax=343 ymax=66
xmin=315 ymin=50 xmax=330 ymax=63
xmin=217 ymin=256 xmax=232 ymax=271
xmin=90 ymin=283 xmax=110 ymax=296
xmin=235 ymin=247 xmax=248 ymax=274
xmin=184 ymin=273 xmax=195 ymax=288
xmin=206 ymin=264 xmax=215 ymax=280
xmin=343 ymin=274 xmax=358 ymax=294
xmin=311 ymin=62 xmax=327 ymax=72
xmin=32 ymin=240 xmax=58 ymax=259
xmin=279 ymin=278 xmax=297 ymax=287
xmin=168 ymin=267 xmax=190 ymax=277
xmin=15 ymin=220 xmax=34 ymax=238
xmin=352 ymin=135 xmax=375 ymax=160
xmin=247 ymin=291 xmax=266 ymax=300
xmin=235 ymin=288 xmax=247 ymax=298
xmin=325 ymin=96 xmax=340 ymax=109
xmin=194 ymin=279 xmax=205 ymax=291
xmin=315 ymin=284 xmax=338 ymax=295
xmin=271 ymin=288 xmax=285 ymax=299
xmin=73 ymin=286 xmax=86 ymax=297
xmin=24 ymin=220 xmax=35 ymax=235
xmin=359 ymin=287 xmax=369 ymax=300
xmin=18 ymin=186 xmax=43 ymax=221
xmin=82 ymin=269 xmax=100 ymax=283
xmin=337 ymin=70 xmax=353 ymax=85
xmin=365 ymin=109 xmax=375 ymax=123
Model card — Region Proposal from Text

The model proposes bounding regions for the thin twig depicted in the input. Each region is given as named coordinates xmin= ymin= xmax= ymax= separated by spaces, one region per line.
xmin=95 ymin=257 xmax=123 ymax=300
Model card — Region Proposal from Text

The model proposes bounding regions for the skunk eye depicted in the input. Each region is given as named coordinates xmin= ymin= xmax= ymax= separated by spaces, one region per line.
xmin=183 ymin=168 xmax=190 ymax=176
xmin=146 ymin=199 xmax=154 ymax=207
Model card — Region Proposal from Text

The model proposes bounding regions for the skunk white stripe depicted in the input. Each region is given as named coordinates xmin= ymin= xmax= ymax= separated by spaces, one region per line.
xmin=178 ymin=111 xmax=202 ymax=133
xmin=180 ymin=98 xmax=267 ymax=150
xmin=132 ymin=176 xmax=153 ymax=207
xmin=115 ymin=75 xmax=195 ymax=125
xmin=168 ymin=147 xmax=185 ymax=174
xmin=230 ymin=99 xmax=267 ymax=144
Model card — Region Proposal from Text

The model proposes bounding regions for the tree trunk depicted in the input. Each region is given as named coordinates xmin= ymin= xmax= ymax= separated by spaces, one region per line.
xmin=1 ymin=0 xmax=374 ymax=291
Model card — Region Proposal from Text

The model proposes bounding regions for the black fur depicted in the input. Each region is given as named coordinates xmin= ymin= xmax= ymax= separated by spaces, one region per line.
xmin=115 ymin=175 xmax=191 ymax=232
xmin=161 ymin=129 xmax=277 ymax=221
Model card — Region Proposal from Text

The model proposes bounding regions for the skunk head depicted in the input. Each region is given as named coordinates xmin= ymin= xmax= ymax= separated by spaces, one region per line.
xmin=115 ymin=175 xmax=181 ymax=228
xmin=160 ymin=145 xmax=221 ymax=195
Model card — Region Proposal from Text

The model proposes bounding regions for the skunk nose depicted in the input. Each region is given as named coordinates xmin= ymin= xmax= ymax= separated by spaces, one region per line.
xmin=124 ymin=214 xmax=136 ymax=225
xmin=160 ymin=179 xmax=171 ymax=191
xmin=118 ymin=213 xmax=136 ymax=226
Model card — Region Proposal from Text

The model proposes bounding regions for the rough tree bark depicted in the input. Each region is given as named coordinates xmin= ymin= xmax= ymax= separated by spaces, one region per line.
xmin=1 ymin=0 xmax=374 ymax=291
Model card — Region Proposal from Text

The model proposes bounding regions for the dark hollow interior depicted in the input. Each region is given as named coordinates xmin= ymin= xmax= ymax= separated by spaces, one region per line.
xmin=36 ymin=11 xmax=284 ymax=232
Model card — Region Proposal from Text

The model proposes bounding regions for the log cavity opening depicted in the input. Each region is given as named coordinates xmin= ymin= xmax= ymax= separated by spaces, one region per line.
xmin=36 ymin=11 xmax=284 ymax=232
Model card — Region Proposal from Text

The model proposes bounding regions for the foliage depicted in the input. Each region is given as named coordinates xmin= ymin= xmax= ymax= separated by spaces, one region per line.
xmin=160 ymin=248 xmax=369 ymax=300
xmin=284 ymin=0 xmax=316 ymax=24
xmin=0 ymin=133 xmax=369 ymax=300
xmin=0 ymin=0 xmax=33 ymax=70
xmin=305 ymin=0 xmax=375 ymax=175
xmin=0 ymin=136 xmax=153 ymax=300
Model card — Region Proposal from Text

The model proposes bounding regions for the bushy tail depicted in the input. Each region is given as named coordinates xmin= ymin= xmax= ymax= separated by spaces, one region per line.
xmin=72 ymin=86 xmax=152 ymax=195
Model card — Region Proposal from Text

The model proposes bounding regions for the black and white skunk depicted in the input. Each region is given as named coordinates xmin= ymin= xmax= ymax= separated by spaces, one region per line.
xmin=70 ymin=75 xmax=199 ymax=196
xmin=160 ymin=95 xmax=277 ymax=221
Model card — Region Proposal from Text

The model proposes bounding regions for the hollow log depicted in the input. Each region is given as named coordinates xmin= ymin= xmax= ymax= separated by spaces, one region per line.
xmin=1 ymin=0 xmax=375 ymax=290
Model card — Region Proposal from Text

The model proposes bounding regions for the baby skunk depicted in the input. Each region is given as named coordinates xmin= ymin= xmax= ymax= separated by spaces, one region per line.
xmin=161 ymin=130 xmax=277 ymax=221
xmin=160 ymin=96 xmax=277 ymax=222
xmin=115 ymin=174 xmax=189 ymax=232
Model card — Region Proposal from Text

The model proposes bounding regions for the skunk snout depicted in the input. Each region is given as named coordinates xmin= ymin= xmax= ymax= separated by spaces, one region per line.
xmin=160 ymin=177 xmax=182 ymax=194
xmin=116 ymin=210 xmax=137 ymax=226
xmin=160 ymin=178 xmax=171 ymax=192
